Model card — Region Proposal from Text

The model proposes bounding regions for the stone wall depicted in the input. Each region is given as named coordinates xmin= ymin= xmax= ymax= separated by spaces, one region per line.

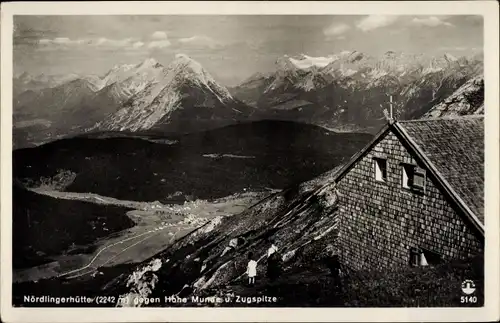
xmin=335 ymin=129 xmax=483 ymax=271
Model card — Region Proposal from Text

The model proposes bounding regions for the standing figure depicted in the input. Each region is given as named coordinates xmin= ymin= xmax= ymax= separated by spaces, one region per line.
xmin=246 ymin=252 xmax=257 ymax=286
xmin=266 ymin=239 xmax=281 ymax=281
xmin=267 ymin=240 xmax=278 ymax=258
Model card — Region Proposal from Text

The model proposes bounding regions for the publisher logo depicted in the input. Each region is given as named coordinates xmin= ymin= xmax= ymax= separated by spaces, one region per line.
xmin=461 ymin=280 xmax=476 ymax=295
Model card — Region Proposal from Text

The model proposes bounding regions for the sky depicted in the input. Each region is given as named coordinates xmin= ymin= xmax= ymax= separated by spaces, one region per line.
xmin=14 ymin=15 xmax=483 ymax=86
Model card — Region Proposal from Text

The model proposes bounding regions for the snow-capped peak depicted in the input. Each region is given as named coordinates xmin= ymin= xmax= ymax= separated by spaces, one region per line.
xmin=166 ymin=54 xmax=232 ymax=103
xmin=93 ymin=53 xmax=237 ymax=132
xmin=346 ymin=51 xmax=365 ymax=63
xmin=136 ymin=58 xmax=161 ymax=68
xmin=102 ymin=63 xmax=136 ymax=81
xmin=288 ymin=54 xmax=339 ymax=69
xmin=443 ymin=53 xmax=458 ymax=63
xmin=169 ymin=54 xmax=207 ymax=76
xmin=275 ymin=55 xmax=298 ymax=71
xmin=99 ymin=58 xmax=165 ymax=92
xmin=110 ymin=63 xmax=136 ymax=73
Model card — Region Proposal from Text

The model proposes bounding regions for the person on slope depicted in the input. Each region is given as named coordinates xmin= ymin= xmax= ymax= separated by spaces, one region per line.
xmin=267 ymin=240 xmax=278 ymax=258
xmin=266 ymin=239 xmax=281 ymax=281
xmin=246 ymin=252 xmax=257 ymax=287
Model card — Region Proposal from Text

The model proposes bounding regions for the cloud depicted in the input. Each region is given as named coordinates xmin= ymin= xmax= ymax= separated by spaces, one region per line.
xmin=148 ymin=40 xmax=171 ymax=49
xmin=132 ymin=41 xmax=145 ymax=48
xmin=93 ymin=37 xmax=135 ymax=47
xmin=38 ymin=39 xmax=52 ymax=45
xmin=151 ymin=31 xmax=168 ymax=40
xmin=323 ymin=23 xmax=351 ymax=37
xmin=39 ymin=37 xmax=85 ymax=45
xmin=411 ymin=16 xmax=454 ymax=27
xmin=177 ymin=35 xmax=219 ymax=48
xmin=36 ymin=35 xmax=173 ymax=51
xmin=37 ymin=36 xmax=147 ymax=51
xmin=146 ymin=31 xmax=171 ymax=49
xmin=356 ymin=15 xmax=400 ymax=32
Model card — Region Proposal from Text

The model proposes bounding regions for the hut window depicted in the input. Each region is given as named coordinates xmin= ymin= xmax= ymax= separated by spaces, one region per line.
xmin=402 ymin=164 xmax=413 ymax=189
xmin=402 ymin=164 xmax=425 ymax=191
xmin=410 ymin=247 xmax=441 ymax=267
xmin=409 ymin=247 xmax=429 ymax=267
xmin=373 ymin=158 xmax=387 ymax=182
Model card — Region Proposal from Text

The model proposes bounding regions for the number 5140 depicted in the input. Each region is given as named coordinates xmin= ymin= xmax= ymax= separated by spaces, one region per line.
xmin=461 ymin=296 xmax=478 ymax=303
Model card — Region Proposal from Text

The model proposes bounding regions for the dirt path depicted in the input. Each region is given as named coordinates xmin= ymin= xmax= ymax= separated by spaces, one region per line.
xmin=58 ymin=226 xmax=169 ymax=278
xmin=63 ymin=226 xmax=189 ymax=279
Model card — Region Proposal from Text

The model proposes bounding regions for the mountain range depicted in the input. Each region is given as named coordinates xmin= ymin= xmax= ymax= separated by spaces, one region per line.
xmin=13 ymin=50 xmax=484 ymax=148
xmin=230 ymin=50 xmax=483 ymax=131
xmin=13 ymin=55 xmax=253 ymax=149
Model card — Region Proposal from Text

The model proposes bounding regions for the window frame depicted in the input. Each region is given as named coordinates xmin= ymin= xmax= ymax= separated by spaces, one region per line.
xmin=410 ymin=247 xmax=441 ymax=267
xmin=401 ymin=164 xmax=414 ymax=189
xmin=373 ymin=157 xmax=388 ymax=183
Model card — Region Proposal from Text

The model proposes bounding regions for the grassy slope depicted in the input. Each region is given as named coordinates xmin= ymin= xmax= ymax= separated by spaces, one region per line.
xmin=104 ymin=167 xmax=343 ymax=303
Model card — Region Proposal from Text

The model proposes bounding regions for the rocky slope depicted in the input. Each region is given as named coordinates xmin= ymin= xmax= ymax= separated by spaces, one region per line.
xmin=102 ymin=166 xmax=344 ymax=306
xmin=423 ymin=75 xmax=484 ymax=118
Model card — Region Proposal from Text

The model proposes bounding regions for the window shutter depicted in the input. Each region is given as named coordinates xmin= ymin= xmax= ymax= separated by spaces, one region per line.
xmin=413 ymin=169 xmax=425 ymax=190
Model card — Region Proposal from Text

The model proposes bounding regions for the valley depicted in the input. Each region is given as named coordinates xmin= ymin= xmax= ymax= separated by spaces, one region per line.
xmin=14 ymin=120 xmax=372 ymax=203
xmin=14 ymin=187 xmax=270 ymax=284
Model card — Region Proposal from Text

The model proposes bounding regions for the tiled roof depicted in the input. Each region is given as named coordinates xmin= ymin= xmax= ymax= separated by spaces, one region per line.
xmin=397 ymin=116 xmax=484 ymax=224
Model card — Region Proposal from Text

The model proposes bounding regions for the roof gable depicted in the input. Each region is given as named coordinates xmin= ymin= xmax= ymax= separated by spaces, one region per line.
xmin=334 ymin=116 xmax=484 ymax=236
xmin=333 ymin=123 xmax=391 ymax=184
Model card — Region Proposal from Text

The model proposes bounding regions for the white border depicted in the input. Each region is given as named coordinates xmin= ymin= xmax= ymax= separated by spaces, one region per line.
xmin=1 ymin=1 xmax=499 ymax=322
